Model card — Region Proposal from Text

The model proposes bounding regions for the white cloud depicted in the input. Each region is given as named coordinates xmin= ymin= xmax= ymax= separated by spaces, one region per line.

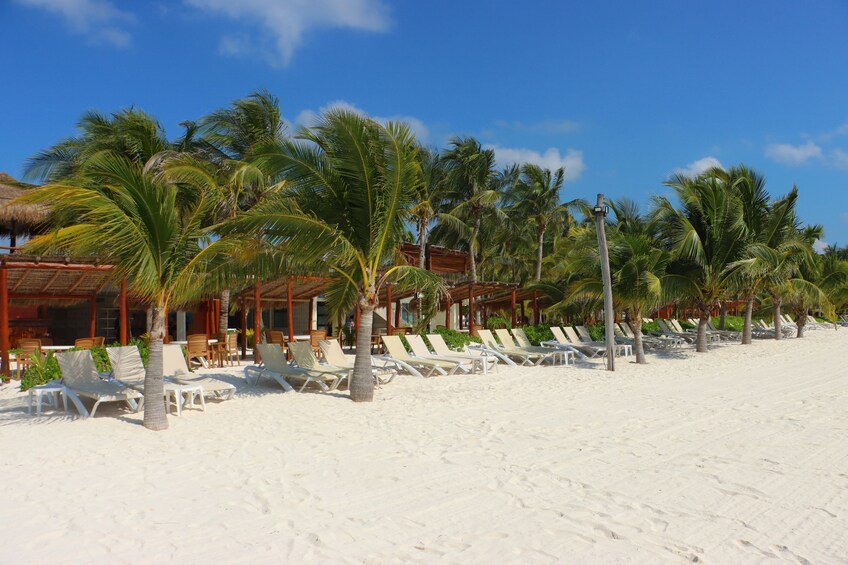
xmin=764 ymin=141 xmax=823 ymax=165
xmin=293 ymin=100 xmax=430 ymax=143
xmin=828 ymin=148 xmax=848 ymax=170
xmin=674 ymin=156 xmax=723 ymax=177
xmin=813 ymin=239 xmax=830 ymax=254
xmin=15 ymin=0 xmax=134 ymax=47
xmin=486 ymin=145 xmax=586 ymax=180
xmin=184 ymin=0 xmax=391 ymax=66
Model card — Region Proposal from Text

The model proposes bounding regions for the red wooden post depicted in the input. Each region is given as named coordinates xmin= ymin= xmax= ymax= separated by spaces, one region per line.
xmin=89 ymin=297 xmax=96 ymax=338
xmin=287 ymin=277 xmax=295 ymax=345
xmin=119 ymin=278 xmax=128 ymax=345
xmin=0 ymin=267 xmax=9 ymax=378
xmin=253 ymin=281 xmax=261 ymax=362
xmin=520 ymin=301 xmax=526 ymax=325
xmin=240 ymin=299 xmax=247 ymax=358
xmin=533 ymin=291 xmax=540 ymax=325
xmin=386 ymin=284 xmax=393 ymax=335
xmin=307 ymin=297 xmax=314 ymax=332
xmin=468 ymin=284 xmax=475 ymax=335
xmin=395 ymin=299 xmax=401 ymax=328
xmin=445 ymin=295 xmax=452 ymax=330
xmin=511 ymin=288 xmax=517 ymax=328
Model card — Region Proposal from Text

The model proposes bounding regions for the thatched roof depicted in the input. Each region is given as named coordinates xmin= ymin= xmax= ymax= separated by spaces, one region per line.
xmin=0 ymin=172 xmax=49 ymax=228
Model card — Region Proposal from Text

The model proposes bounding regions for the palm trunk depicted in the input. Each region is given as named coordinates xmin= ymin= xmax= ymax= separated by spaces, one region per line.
xmin=350 ymin=304 xmax=375 ymax=402
xmin=469 ymin=213 xmax=481 ymax=283
xmin=143 ymin=305 xmax=168 ymax=431
xmin=773 ymin=296 xmax=782 ymax=341
xmin=628 ymin=318 xmax=647 ymax=364
xmin=535 ymin=226 xmax=545 ymax=281
xmin=795 ymin=310 xmax=807 ymax=338
xmin=718 ymin=302 xmax=727 ymax=330
xmin=696 ymin=308 xmax=710 ymax=353
xmin=418 ymin=220 xmax=428 ymax=322
xmin=219 ymin=289 xmax=230 ymax=335
xmin=742 ymin=297 xmax=754 ymax=345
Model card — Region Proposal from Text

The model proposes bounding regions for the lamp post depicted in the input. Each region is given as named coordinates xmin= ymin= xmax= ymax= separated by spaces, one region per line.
xmin=593 ymin=194 xmax=615 ymax=371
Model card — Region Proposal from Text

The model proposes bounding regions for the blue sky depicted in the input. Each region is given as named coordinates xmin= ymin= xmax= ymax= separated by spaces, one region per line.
xmin=2 ymin=0 xmax=847 ymax=246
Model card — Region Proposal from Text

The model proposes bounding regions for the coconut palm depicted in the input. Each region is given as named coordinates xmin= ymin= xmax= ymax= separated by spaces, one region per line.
xmin=223 ymin=110 xmax=445 ymax=402
xmin=440 ymin=137 xmax=502 ymax=283
xmin=193 ymin=90 xmax=288 ymax=334
xmin=19 ymin=152 xmax=211 ymax=431
xmin=503 ymin=163 xmax=579 ymax=281
xmin=655 ymin=171 xmax=747 ymax=352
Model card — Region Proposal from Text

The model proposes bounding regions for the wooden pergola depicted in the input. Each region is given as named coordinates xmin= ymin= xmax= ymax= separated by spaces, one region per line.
xmin=437 ymin=280 xmax=518 ymax=332
xmin=0 ymin=253 xmax=134 ymax=377
xmin=235 ymin=276 xmax=331 ymax=357
xmin=478 ymin=288 xmax=546 ymax=327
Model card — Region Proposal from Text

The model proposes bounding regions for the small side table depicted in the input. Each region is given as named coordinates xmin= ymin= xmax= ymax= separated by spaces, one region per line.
xmin=28 ymin=382 xmax=67 ymax=416
xmin=164 ymin=383 xmax=205 ymax=417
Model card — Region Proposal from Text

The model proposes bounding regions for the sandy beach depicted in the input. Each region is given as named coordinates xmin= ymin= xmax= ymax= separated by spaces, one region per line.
xmin=1 ymin=331 xmax=846 ymax=564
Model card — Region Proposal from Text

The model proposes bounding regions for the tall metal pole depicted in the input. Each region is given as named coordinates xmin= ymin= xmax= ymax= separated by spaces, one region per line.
xmin=593 ymin=194 xmax=615 ymax=371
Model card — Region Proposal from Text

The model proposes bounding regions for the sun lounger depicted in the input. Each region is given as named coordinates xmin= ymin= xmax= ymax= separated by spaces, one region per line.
xmin=490 ymin=329 xmax=567 ymax=366
xmin=472 ymin=330 xmax=521 ymax=366
xmin=573 ymin=325 xmax=633 ymax=357
xmin=617 ymin=323 xmax=683 ymax=348
xmin=405 ymin=335 xmax=477 ymax=373
xmin=561 ymin=327 xmax=607 ymax=358
xmin=245 ymin=343 xmax=334 ymax=392
xmin=57 ymin=350 xmax=143 ymax=417
xmin=379 ymin=335 xmax=460 ymax=377
xmin=426 ymin=334 xmax=498 ymax=373
xmin=506 ymin=328 xmax=574 ymax=365
xmin=288 ymin=341 xmax=349 ymax=390
xmin=162 ymin=344 xmax=236 ymax=400
xmin=540 ymin=327 xmax=590 ymax=358
xmin=318 ymin=339 xmax=396 ymax=384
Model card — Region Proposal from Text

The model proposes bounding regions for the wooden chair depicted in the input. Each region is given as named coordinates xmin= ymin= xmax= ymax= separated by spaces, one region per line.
xmin=74 ymin=338 xmax=96 ymax=350
xmin=186 ymin=334 xmax=212 ymax=368
xmin=92 ymin=336 xmax=105 ymax=347
xmin=309 ymin=329 xmax=327 ymax=358
xmin=16 ymin=339 xmax=42 ymax=379
xmin=267 ymin=330 xmax=286 ymax=357
xmin=225 ymin=332 xmax=240 ymax=366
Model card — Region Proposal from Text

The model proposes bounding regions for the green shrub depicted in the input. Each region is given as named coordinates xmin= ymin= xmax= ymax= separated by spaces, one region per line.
xmin=486 ymin=316 xmax=511 ymax=330
xmin=641 ymin=321 xmax=661 ymax=334
xmin=678 ymin=320 xmax=695 ymax=330
xmin=521 ymin=325 xmax=553 ymax=346
xmin=431 ymin=327 xmax=480 ymax=351
xmin=19 ymin=351 xmax=61 ymax=391
xmin=711 ymin=315 xmax=744 ymax=332
xmin=587 ymin=323 xmax=605 ymax=341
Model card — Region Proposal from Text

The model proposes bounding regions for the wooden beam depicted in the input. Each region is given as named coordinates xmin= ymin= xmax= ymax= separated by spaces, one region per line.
xmin=67 ymin=272 xmax=89 ymax=294
xmin=120 ymin=278 xmax=128 ymax=345
xmin=386 ymin=285 xmax=393 ymax=335
xmin=40 ymin=270 xmax=62 ymax=293
xmin=395 ymin=299 xmax=401 ymax=328
xmin=10 ymin=271 xmax=28 ymax=292
xmin=89 ymin=297 xmax=97 ymax=338
xmin=253 ymin=281 xmax=261 ymax=362
xmin=0 ymin=261 xmax=112 ymax=271
xmin=1 ymin=268 xmax=9 ymax=378
xmin=445 ymin=294 xmax=451 ymax=331
xmin=287 ymin=277 xmax=295 ymax=345
xmin=307 ymin=297 xmax=314 ymax=332
xmin=511 ymin=288 xmax=517 ymax=328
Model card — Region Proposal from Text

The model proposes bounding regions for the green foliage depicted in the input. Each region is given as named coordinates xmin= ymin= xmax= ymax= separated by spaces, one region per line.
xmin=486 ymin=315 xmax=511 ymax=330
xmin=712 ymin=315 xmax=744 ymax=332
xmin=641 ymin=320 xmax=661 ymax=334
xmin=521 ymin=325 xmax=554 ymax=346
xmin=432 ymin=327 xmax=480 ymax=351
xmin=678 ymin=320 xmax=695 ymax=330
xmin=20 ymin=351 xmax=60 ymax=391
xmin=587 ymin=323 xmax=605 ymax=341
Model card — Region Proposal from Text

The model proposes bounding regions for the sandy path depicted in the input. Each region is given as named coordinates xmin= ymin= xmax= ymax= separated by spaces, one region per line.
xmin=0 ymin=329 xmax=846 ymax=564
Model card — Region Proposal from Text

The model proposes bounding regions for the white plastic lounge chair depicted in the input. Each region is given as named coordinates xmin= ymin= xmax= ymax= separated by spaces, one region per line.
xmin=57 ymin=350 xmax=143 ymax=417
xmin=426 ymin=334 xmax=498 ymax=373
xmin=560 ymin=327 xmax=606 ymax=358
xmin=318 ymin=339 xmax=396 ymax=384
xmin=494 ymin=329 xmax=569 ymax=366
xmin=288 ymin=341 xmax=349 ymax=390
xmin=162 ymin=344 xmax=236 ymax=400
xmin=541 ymin=327 xmax=589 ymax=358
xmin=512 ymin=327 xmax=577 ymax=364
xmin=406 ymin=335 xmax=476 ymax=374
xmin=247 ymin=343 xmax=337 ymax=392
xmin=472 ymin=330 xmax=520 ymax=367
xmin=574 ymin=326 xmax=633 ymax=356
xmin=379 ymin=335 xmax=459 ymax=377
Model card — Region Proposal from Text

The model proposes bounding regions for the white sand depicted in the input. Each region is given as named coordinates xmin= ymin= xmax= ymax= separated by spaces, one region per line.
xmin=1 ymin=330 xmax=846 ymax=564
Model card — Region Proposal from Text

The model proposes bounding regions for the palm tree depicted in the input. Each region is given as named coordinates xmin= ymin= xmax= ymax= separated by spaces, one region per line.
xmin=411 ymin=147 xmax=450 ymax=269
xmin=196 ymin=90 xmax=288 ymax=334
xmin=441 ymin=137 xmax=502 ymax=283
xmin=558 ymin=200 xmax=669 ymax=363
xmin=503 ymin=164 xmax=578 ymax=281
xmin=224 ymin=110 xmax=445 ymax=402
xmin=19 ymin=152 xmax=211 ymax=431
xmin=655 ymin=171 xmax=747 ymax=352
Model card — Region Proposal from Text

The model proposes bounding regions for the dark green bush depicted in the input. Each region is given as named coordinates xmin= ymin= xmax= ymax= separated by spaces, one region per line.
xmin=431 ymin=327 xmax=480 ymax=351
xmin=641 ymin=321 xmax=661 ymax=334
xmin=486 ymin=316 xmax=511 ymax=330
xmin=521 ymin=325 xmax=554 ymax=346
xmin=711 ymin=315 xmax=744 ymax=332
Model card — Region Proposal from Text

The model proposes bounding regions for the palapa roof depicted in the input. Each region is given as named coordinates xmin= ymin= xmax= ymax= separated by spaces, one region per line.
xmin=0 ymin=173 xmax=49 ymax=229
xmin=0 ymin=253 xmax=116 ymax=306
xmin=237 ymin=276 xmax=330 ymax=305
